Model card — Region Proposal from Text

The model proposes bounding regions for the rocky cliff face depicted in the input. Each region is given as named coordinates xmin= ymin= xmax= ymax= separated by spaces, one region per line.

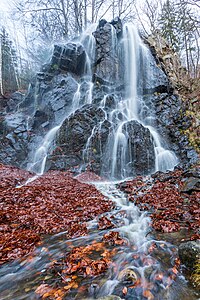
xmin=0 ymin=18 xmax=198 ymax=177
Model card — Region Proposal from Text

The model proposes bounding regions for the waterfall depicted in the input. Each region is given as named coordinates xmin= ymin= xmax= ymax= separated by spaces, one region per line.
xmin=28 ymin=83 xmax=81 ymax=175
xmin=28 ymin=126 xmax=60 ymax=175
xmin=81 ymin=24 xmax=96 ymax=77
xmin=102 ymin=24 xmax=178 ymax=179
xmin=26 ymin=21 xmax=178 ymax=179
xmin=123 ymin=24 xmax=140 ymax=119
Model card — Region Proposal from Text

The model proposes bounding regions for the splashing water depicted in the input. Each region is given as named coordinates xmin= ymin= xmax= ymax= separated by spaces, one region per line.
xmin=99 ymin=24 xmax=178 ymax=179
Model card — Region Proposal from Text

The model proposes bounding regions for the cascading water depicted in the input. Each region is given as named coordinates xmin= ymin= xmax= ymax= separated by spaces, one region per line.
xmin=28 ymin=126 xmax=60 ymax=175
xmin=99 ymin=24 xmax=178 ymax=179
xmin=123 ymin=24 xmax=139 ymax=119
xmin=27 ymin=26 xmax=96 ymax=176
xmin=25 ymin=19 xmax=178 ymax=181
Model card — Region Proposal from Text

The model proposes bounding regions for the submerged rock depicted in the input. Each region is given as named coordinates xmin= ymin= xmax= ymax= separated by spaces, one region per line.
xmin=118 ymin=268 xmax=138 ymax=283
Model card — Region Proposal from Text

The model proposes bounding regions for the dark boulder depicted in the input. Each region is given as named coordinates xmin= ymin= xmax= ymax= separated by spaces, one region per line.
xmin=178 ymin=240 xmax=200 ymax=269
xmin=49 ymin=43 xmax=87 ymax=76
xmin=122 ymin=120 xmax=155 ymax=175
xmin=6 ymin=92 xmax=25 ymax=113
xmin=0 ymin=113 xmax=29 ymax=168
xmin=93 ymin=20 xmax=121 ymax=83
xmin=101 ymin=120 xmax=156 ymax=179
xmin=38 ymin=74 xmax=78 ymax=123
xmin=21 ymin=74 xmax=78 ymax=125
xmin=46 ymin=105 xmax=110 ymax=172
xmin=110 ymin=17 xmax=123 ymax=38
xmin=181 ymin=177 xmax=200 ymax=192
xmin=138 ymin=49 xmax=172 ymax=95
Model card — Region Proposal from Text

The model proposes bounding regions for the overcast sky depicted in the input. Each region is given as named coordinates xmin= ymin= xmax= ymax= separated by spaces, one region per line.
xmin=1 ymin=0 xmax=13 ymax=11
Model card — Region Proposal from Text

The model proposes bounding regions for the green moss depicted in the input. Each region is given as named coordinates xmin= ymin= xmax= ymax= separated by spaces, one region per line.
xmin=191 ymin=259 xmax=200 ymax=288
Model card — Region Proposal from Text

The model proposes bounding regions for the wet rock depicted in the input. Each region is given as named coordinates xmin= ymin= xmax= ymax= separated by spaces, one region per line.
xmin=6 ymin=91 xmax=25 ymax=112
xmin=139 ymin=54 xmax=171 ymax=95
xmin=32 ymin=110 xmax=53 ymax=131
xmin=151 ymin=170 xmax=174 ymax=182
xmin=151 ymin=92 xmax=198 ymax=167
xmin=110 ymin=17 xmax=123 ymax=38
xmin=122 ymin=120 xmax=155 ymax=175
xmin=181 ymin=177 xmax=200 ymax=192
xmin=0 ymin=113 xmax=29 ymax=167
xmin=118 ymin=268 xmax=138 ymax=283
xmin=178 ymin=240 xmax=200 ymax=269
xmin=21 ymin=74 xmax=78 ymax=125
xmin=49 ymin=43 xmax=86 ymax=76
xmin=183 ymin=167 xmax=200 ymax=178
xmin=38 ymin=74 xmax=78 ymax=123
xmin=93 ymin=20 xmax=121 ymax=82
xmin=47 ymin=105 xmax=111 ymax=173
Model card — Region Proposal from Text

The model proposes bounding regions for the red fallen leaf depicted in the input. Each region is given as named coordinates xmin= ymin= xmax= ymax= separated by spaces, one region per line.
xmin=143 ymin=289 xmax=154 ymax=299
xmin=171 ymin=267 xmax=178 ymax=275
xmin=174 ymin=258 xmax=180 ymax=267
xmin=190 ymin=233 xmax=200 ymax=241
xmin=1 ymin=165 xmax=115 ymax=264
xmin=148 ymin=243 xmax=156 ymax=253
xmin=86 ymin=266 xmax=91 ymax=275
xmin=35 ymin=284 xmax=52 ymax=296
xmin=122 ymin=286 xmax=128 ymax=295
xmin=154 ymin=273 xmax=163 ymax=281
xmin=98 ymin=216 xmax=115 ymax=230
xmin=63 ymin=281 xmax=78 ymax=291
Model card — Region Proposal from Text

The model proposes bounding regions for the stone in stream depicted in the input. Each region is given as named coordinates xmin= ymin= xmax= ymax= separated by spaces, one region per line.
xmin=118 ymin=268 xmax=138 ymax=283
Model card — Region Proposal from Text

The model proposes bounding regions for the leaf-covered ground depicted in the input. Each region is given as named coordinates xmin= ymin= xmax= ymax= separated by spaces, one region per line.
xmin=0 ymin=164 xmax=113 ymax=265
xmin=118 ymin=167 xmax=200 ymax=240
xmin=1 ymin=164 xmax=199 ymax=299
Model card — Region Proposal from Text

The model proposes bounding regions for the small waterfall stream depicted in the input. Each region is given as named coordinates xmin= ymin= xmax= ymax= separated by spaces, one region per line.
xmin=0 ymin=180 xmax=197 ymax=299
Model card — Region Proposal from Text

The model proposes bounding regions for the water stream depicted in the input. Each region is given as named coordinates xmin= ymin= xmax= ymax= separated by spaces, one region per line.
xmin=0 ymin=181 xmax=198 ymax=299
